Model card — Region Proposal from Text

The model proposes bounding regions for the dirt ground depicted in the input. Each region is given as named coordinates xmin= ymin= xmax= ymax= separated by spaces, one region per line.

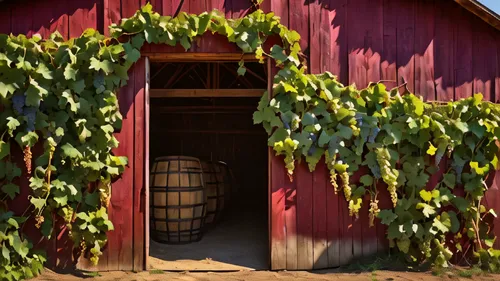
xmin=34 ymin=268 xmax=500 ymax=281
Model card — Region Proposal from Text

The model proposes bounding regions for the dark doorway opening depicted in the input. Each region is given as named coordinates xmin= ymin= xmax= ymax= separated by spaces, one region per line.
xmin=148 ymin=61 xmax=269 ymax=271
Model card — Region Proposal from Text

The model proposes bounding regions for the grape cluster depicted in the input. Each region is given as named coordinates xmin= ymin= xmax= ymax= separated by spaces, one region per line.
xmin=368 ymin=199 xmax=380 ymax=227
xmin=376 ymin=148 xmax=398 ymax=207
xmin=368 ymin=126 xmax=380 ymax=143
xmin=354 ymin=113 xmax=363 ymax=126
xmin=23 ymin=145 xmax=32 ymax=174
xmin=35 ymin=215 xmax=44 ymax=229
xmin=340 ymin=171 xmax=351 ymax=201
xmin=12 ymin=94 xmax=25 ymax=115
xmin=24 ymin=106 xmax=37 ymax=132
xmin=329 ymin=169 xmax=339 ymax=194
xmin=435 ymin=148 xmax=445 ymax=166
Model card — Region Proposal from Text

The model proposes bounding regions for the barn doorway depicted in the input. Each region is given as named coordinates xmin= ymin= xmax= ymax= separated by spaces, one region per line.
xmin=146 ymin=58 xmax=270 ymax=271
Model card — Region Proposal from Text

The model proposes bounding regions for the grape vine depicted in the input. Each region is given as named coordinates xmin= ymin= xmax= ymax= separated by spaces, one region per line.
xmin=0 ymin=2 xmax=499 ymax=280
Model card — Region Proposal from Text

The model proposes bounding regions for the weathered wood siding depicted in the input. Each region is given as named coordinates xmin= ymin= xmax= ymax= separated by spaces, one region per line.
xmin=1 ymin=0 xmax=499 ymax=271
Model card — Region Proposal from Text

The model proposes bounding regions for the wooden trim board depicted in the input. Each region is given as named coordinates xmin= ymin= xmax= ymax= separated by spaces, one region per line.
xmin=146 ymin=53 xmax=258 ymax=62
xmin=150 ymin=89 xmax=265 ymax=98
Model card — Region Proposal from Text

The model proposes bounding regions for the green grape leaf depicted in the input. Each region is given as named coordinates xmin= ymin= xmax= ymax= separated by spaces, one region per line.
xmin=378 ymin=209 xmax=397 ymax=225
xmin=416 ymin=203 xmax=436 ymax=218
xmin=60 ymin=143 xmax=82 ymax=159
xmin=30 ymin=197 xmax=46 ymax=212
xmin=0 ymin=141 xmax=10 ymax=160
xmin=443 ymin=173 xmax=456 ymax=188
xmin=1 ymin=183 xmax=20 ymax=200
xmin=360 ymin=175 xmax=373 ymax=186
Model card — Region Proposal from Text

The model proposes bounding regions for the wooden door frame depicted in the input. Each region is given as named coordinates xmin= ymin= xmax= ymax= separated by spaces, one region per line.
xmin=143 ymin=53 xmax=272 ymax=270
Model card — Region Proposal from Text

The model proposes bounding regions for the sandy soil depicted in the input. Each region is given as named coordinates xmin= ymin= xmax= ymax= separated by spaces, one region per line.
xmin=34 ymin=268 xmax=500 ymax=281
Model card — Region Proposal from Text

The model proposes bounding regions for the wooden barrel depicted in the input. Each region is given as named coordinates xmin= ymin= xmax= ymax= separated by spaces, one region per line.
xmin=201 ymin=161 xmax=232 ymax=224
xmin=150 ymin=156 xmax=206 ymax=244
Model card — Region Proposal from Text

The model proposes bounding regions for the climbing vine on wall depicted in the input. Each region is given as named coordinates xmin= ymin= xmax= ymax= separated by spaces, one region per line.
xmin=0 ymin=2 xmax=499 ymax=280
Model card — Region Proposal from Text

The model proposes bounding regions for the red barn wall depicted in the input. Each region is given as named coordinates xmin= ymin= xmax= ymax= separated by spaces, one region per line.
xmin=1 ymin=0 xmax=500 ymax=271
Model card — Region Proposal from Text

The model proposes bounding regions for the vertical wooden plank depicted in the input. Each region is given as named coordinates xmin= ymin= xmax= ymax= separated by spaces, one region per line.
xmin=206 ymin=0 xmax=223 ymax=12
xmin=338 ymin=182 xmax=352 ymax=265
xmin=397 ymin=0 xmax=415 ymax=93
xmin=30 ymin=0 xmax=51 ymax=38
xmin=284 ymin=171 xmax=297 ymax=270
xmin=414 ymin=0 xmax=435 ymax=100
xmin=271 ymin=0 xmax=288 ymax=29
xmin=0 ymin=4 xmax=11 ymax=34
xmin=434 ymin=0 xmax=454 ymax=101
xmin=473 ymin=23 xmax=497 ymax=101
xmin=347 ymin=0 xmax=382 ymax=88
xmin=69 ymin=0 xmax=98 ymax=39
xmin=454 ymin=5 xmax=473 ymax=100
xmin=312 ymin=161 xmax=328 ymax=269
xmin=326 ymin=166 xmax=340 ymax=267
xmin=381 ymin=0 xmax=397 ymax=89
xmin=347 ymin=0 xmax=382 ymax=258
xmin=309 ymin=0 xmax=321 ymax=73
xmin=10 ymin=4 xmax=33 ymax=36
xmin=150 ymin=0 xmax=163 ymax=13
xmin=122 ymin=0 xmax=141 ymax=18
xmin=270 ymin=155 xmax=287 ymax=270
xmin=496 ymin=35 xmax=500 ymax=102
xmin=144 ymin=57 xmax=150 ymax=269
xmin=229 ymin=0 xmax=253 ymax=18
xmin=162 ymin=0 xmax=181 ymax=15
xmin=50 ymin=1 xmax=70 ymax=39
xmin=289 ymin=0 xmax=309 ymax=70
xmin=133 ymin=57 xmax=146 ymax=271
xmin=104 ymin=0 xmax=121 ymax=36
xmin=296 ymin=162 xmax=313 ymax=269
xmin=186 ymin=0 xmax=207 ymax=15
xmin=107 ymin=65 xmax=135 ymax=271
xmin=328 ymin=0 xmax=347 ymax=84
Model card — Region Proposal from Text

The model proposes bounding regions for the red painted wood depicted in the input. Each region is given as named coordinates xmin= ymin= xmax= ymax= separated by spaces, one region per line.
xmin=381 ymin=0 xmax=397 ymax=89
xmin=288 ymin=0 xmax=309 ymax=70
xmin=327 ymin=0 xmax=347 ymax=84
xmin=106 ymin=64 xmax=136 ymax=271
xmin=347 ymin=0 xmax=382 ymax=258
xmin=347 ymin=0 xmax=382 ymax=89
xmin=162 ymin=0 xmax=182 ymax=16
xmin=270 ymin=154 xmax=287 ymax=270
xmin=150 ymin=0 xmax=163 ymax=13
xmin=454 ymin=5 xmax=473 ymax=100
xmin=133 ymin=57 xmax=146 ymax=271
xmin=326 ymin=166 xmax=340 ymax=267
xmin=104 ymin=0 xmax=121 ymax=36
xmin=396 ymin=0 xmax=415 ymax=93
xmin=49 ymin=1 xmax=70 ymax=39
xmin=309 ymin=1 xmax=321 ymax=74
xmin=271 ymin=0 xmax=289 ymax=27
xmin=284 ymin=170 xmax=297 ymax=269
xmin=69 ymin=0 xmax=98 ymax=39
xmin=338 ymin=182 xmax=353 ymax=265
xmin=10 ymin=3 xmax=34 ymax=36
xmin=312 ymin=161 xmax=328 ymax=269
xmin=319 ymin=6 xmax=331 ymax=74
xmin=122 ymin=0 xmax=141 ymax=18
xmin=473 ymin=23 xmax=497 ymax=101
xmin=434 ymin=0 xmax=454 ymax=101
xmin=414 ymin=0 xmax=435 ymax=100
xmin=30 ymin=0 xmax=51 ymax=38
xmin=295 ymin=162 xmax=313 ymax=269
xmin=0 ymin=4 xmax=10 ymax=34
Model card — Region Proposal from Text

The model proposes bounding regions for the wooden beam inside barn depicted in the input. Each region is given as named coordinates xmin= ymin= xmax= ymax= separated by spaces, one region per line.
xmin=149 ymin=89 xmax=265 ymax=98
